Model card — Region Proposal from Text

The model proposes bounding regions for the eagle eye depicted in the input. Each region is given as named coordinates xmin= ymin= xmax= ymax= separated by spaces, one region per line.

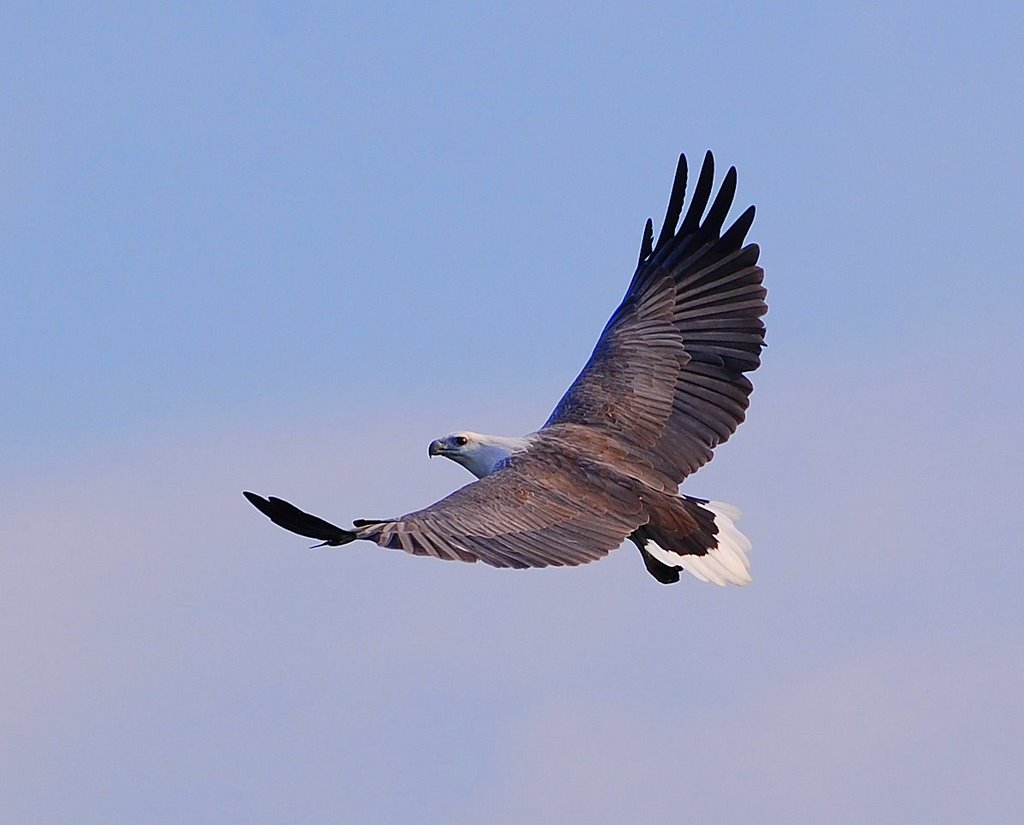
xmin=455 ymin=436 xmax=469 ymax=446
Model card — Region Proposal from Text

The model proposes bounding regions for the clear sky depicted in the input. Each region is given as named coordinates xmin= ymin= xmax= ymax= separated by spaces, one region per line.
xmin=3 ymin=3 xmax=1022 ymax=823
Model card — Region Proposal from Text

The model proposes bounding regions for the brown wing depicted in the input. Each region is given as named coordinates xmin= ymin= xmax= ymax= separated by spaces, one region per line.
xmin=246 ymin=432 xmax=652 ymax=567
xmin=352 ymin=446 xmax=646 ymax=568
xmin=545 ymin=151 xmax=766 ymax=481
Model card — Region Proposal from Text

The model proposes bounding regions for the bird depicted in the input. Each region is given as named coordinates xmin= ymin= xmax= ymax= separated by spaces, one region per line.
xmin=244 ymin=151 xmax=766 ymax=586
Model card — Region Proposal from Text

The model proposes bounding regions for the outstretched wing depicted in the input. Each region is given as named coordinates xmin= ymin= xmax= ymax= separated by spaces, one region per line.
xmin=244 ymin=444 xmax=646 ymax=569
xmin=545 ymin=151 xmax=766 ymax=481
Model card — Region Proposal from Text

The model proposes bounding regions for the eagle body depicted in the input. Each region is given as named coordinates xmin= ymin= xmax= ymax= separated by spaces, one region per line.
xmin=245 ymin=152 xmax=766 ymax=586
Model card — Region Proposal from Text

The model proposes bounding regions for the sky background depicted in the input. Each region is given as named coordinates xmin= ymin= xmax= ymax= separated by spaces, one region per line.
xmin=3 ymin=2 xmax=1023 ymax=822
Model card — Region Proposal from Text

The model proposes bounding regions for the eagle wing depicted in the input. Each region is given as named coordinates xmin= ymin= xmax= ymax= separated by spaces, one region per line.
xmin=544 ymin=152 xmax=767 ymax=481
xmin=244 ymin=441 xmax=646 ymax=569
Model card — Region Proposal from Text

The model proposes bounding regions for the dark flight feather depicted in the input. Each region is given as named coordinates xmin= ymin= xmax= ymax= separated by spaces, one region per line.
xmin=243 ymin=492 xmax=356 ymax=546
xmin=655 ymin=153 xmax=688 ymax=250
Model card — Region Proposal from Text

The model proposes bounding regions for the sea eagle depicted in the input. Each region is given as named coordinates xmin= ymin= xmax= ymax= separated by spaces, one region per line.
xmin=245 ymin=151 xmax=766 ymax=586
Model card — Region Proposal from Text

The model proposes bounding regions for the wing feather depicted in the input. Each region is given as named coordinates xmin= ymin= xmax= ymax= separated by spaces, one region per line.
xmin=544 ymin=151 xmax=766 ymax=482
xmin=656 ymin=154 xmax=688 ymax=248
xmin=677 ymin=150 xmax=715 ymax=237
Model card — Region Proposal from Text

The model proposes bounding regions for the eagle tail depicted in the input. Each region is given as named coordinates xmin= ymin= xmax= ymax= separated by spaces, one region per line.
xmin=632 ymin=496 xmax=752 ymax=586
xmin=243 ymin=492 xmax=357 ymax=546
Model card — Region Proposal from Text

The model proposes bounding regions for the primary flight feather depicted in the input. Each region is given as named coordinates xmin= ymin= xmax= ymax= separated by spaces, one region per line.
xmin=245 ymin=151 xmax=767 ymax=586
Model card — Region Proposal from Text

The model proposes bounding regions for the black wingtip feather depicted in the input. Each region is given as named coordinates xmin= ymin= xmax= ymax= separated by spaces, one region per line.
xmin=655 ymin=153 xmax=688 ymax=250
xmin=243 ymin=491 xmax=357 ymax=546
xmin=720 ymin=204 xmax=756 ymax=251
xmin=679 ymin=151 xmax=715 ymax=235
xmin=638 ymin=217 xmax=654 ymax=265
xmin=702 ymin=166 xmax=737 ymax=238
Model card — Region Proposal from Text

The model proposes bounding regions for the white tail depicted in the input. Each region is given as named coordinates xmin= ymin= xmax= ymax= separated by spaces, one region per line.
xmin=646 ymin=500 xmax=752 ymax=586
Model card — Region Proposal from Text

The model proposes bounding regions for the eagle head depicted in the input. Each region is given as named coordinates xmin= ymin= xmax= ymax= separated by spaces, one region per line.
xmin=428 ymin=431 xmax=528 ymax=479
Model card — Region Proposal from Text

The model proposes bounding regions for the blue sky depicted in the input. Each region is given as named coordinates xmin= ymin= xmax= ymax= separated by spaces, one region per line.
xmin=3 ymin=3 xmax=1022 ymax=823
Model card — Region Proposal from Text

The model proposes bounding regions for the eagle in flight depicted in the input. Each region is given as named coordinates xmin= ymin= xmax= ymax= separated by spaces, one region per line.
xmin=245 ymin=151 xmax=766 ymax=586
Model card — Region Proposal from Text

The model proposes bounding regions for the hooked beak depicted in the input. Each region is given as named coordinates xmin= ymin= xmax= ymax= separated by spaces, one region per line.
xmin=428 ymin=439 xmax=446 ymax=457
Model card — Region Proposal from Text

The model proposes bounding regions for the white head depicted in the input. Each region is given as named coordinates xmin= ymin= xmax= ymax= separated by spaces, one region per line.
xmin=427 ymin=431 xmax=529 ymax=479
